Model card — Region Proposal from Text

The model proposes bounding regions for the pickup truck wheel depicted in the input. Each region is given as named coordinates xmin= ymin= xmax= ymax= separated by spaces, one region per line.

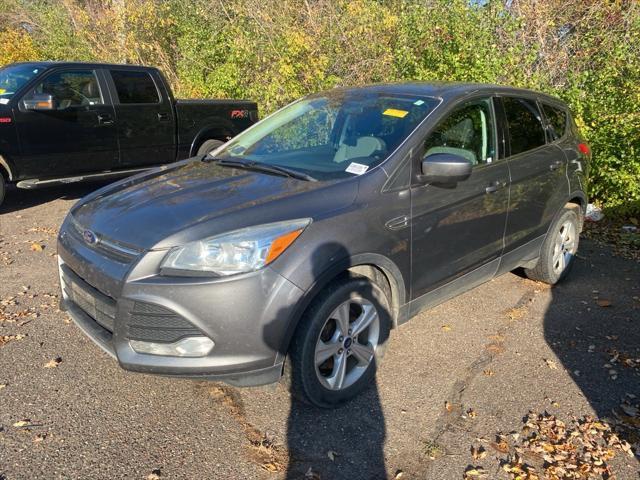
xmin=197 ymin=139 xmax=224 ymax=156
xmin=287 ymin=275 xmax=391 ymax=408
xmin=0 ymin=173 xmax=6 ymax=208
xmin=525 ymin=205 xmax=580 ymax=285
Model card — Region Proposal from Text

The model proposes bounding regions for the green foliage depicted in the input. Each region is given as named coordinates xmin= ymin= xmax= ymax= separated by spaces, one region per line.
xmin=0 ymin=0 xmax=638 ymax=215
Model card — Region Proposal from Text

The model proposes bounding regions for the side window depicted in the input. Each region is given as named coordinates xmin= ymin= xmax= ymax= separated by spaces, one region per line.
xmin=542 ymin=103 xmax=567 ymax=141
xmin=424 ymin=98 xmax=495 ymax=165
xmin=502 ymin=97 xmax=546 ymax=155
xmin=25 ymin=70 xmax=103 ymax=110
xmin=110 ymin=70 xmax=160 ymax=104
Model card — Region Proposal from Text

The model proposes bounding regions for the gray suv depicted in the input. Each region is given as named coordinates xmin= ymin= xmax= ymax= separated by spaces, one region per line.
xmin=58 ymin=83 xmax=590 ymax=407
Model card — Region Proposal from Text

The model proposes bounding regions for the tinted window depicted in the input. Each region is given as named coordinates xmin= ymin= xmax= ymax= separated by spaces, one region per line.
xmin=0 ymin=64 xmax=45 ymax=101
xmin=424 ymin=98 xmax=495 ymax=165
xmin=503 ymin=97 xmax=546 ymax=155
xmin=25 ymin=70 xmax=102 ymax=110
xmin=110 ymin=70 xmax=160 ymax=104
xmin=542 ymin=103 xmax=567 ymax=141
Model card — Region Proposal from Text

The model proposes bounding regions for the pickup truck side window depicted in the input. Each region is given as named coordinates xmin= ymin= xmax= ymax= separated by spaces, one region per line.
xmin=424 ymin=98 xmax=495 ymax=165
xmin=502 ymin=97 xmax=546 ymax=155
xmin=23 ymin=70 xmax=103 ymax=110
xmin=110 ymin=70 xmax=160 ymax=104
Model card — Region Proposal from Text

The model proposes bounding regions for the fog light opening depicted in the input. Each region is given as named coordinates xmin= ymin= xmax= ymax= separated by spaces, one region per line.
xmin=130 ymin=336 xmax=214 ymax=357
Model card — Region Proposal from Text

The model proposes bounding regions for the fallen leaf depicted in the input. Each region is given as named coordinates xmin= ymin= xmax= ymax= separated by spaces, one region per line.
xmin=597 ymin=299 xmax=612 ymax=307
xmin=304 ymin=467 xmax=321 ymax=480
xmin=464 ymin=466 xmax=487 ymax=478
xmin=441 ymin=324 xmax=451 ymax=332
xmin=471 ymin=445 xmax=487 ymax=460
xmin=482 ymin=369 xmax=494 ymax=376
xmin=544 ymin=358 xmax=558 ymax=370
xmin=0 ymin=383 xmax=6 ymax=390
xmin=467 ymin=408 xmax=478 ymax=418
xmin=30 ymin=243 xmax=44 ymax=252
xmin=327 ymin=450 xmax=338 ymax=461
xmin=146 ymin=469 xmax=162 ymax=480
xmin=13 ymin=419 xmax=31 ymax=428
xmin=394 ymin=470 xmax=405 ymax=479
xmin=44 ymin=356 xmax=62 ymax=368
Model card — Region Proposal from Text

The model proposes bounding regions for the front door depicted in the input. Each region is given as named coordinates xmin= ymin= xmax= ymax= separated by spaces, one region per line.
xmin=14 ymin=68 xmax=118 ymax=178
xmin=409 ymin=97 xmax=509 ymax=312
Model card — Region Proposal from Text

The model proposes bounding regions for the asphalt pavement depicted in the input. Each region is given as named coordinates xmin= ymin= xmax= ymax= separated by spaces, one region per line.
xmin=1 ymin=184 xmax=638 ymax=479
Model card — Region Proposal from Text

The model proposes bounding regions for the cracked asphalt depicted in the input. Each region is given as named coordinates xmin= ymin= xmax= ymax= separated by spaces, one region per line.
xmin=1 ymin=183 xmax=639 ymax=479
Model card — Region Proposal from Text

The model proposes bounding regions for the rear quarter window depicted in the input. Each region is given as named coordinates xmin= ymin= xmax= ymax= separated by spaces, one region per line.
xmin=110 ymin=70 xmax=160 ymax=104
xmin=502 ymin=97 xmax=546 ymax=156
xmin=542 ymin=103 xmax=568 ymax=141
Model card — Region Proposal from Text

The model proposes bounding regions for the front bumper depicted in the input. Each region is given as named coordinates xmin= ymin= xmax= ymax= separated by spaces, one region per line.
xmin=57 ymin=228 xmax=305 ymax=387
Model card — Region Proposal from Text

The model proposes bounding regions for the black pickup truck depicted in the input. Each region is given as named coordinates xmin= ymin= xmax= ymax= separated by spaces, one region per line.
xmin=0 ymin=62 xmax=258 ymax=206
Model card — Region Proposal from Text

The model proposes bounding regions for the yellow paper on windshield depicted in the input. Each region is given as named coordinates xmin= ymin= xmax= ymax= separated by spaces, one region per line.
xmin=383 ymin=108 xmax=408 ymax=118
xmin=0 ymin=89 xmax=6 ymax=94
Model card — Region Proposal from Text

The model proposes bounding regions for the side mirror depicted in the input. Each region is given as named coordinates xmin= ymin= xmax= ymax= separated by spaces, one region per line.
xmin=421 ymin=152 xmax=472 ymax=184
xmin=23 ymin=94 xmax=55 ymax=111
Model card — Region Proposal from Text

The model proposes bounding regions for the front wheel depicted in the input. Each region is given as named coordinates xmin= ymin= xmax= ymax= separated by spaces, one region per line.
xmin=287 ymin=276 xmax=391 ymax=408
xmin=525 ymin=205 xmax=581 ymax=284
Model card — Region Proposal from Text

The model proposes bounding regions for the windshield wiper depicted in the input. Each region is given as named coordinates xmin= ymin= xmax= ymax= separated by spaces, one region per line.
xmin=206 ymin=157 xmax=317 ymax=182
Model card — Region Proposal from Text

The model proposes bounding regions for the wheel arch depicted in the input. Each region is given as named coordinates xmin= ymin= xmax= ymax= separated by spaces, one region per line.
xmin=0 ymin=153 xmax=14 ymax=181
xmin=275 ymin=253 xmax=407 ymax=365
xmin=189 ymin=123 xmax=236 ymax=156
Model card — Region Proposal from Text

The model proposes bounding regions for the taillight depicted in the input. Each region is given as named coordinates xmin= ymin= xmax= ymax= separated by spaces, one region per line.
xmin=0 ymin=117 xmax=12 ymax=124
xmin=578 ymin=143 xmax=590 ymax=155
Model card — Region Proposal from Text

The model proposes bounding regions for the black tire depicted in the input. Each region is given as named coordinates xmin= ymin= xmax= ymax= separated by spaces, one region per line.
xmin=287 ymin=275 xmax=391 ymax=408
xmin=196 ymin=139 xmax=224 ymax=156
xmin=525 ymin=205 xmax=581 ymax=285
xmin=0 ymin=172 xmax=6 ymax=208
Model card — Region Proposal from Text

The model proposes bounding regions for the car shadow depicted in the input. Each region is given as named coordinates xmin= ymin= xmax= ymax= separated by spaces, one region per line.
xmin=264 ymin=243 xmax=388 ymax=480
xmin=544 ymin=239 xmax=640 ymax=458
xmin=0 ymin=181 xmax=112 ymax=215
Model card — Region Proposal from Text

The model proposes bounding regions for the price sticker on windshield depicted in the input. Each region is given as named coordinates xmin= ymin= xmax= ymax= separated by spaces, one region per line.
xmin=383 ymin=108 xmax=409 ymax=118
xmin=345 ymin=162 xmax=369 ymax=175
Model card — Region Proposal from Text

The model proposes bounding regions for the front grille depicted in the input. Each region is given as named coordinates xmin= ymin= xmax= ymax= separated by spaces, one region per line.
xmin=126 ymin=301 xmax=202 ymax=343
xmin=68 ymin=216 xmax=141 ymax=264
xmin=60 ymin=265 xmax=117 ymax=333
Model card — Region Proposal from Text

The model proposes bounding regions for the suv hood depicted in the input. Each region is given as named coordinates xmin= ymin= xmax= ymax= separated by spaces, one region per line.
xmin=71 ymin=160 xmax=356 ymax=250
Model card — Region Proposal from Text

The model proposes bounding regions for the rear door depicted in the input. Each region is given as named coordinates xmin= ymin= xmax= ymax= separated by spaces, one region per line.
xmin=107 ymin=69 xmax=176 ymax=167
xmin=410 ymin=96 xmax=510 ymax=309
xmin=497 ymin=96 xmax=568 ymax=252
xmin=14 ymin=68 xmax=118 ymax=177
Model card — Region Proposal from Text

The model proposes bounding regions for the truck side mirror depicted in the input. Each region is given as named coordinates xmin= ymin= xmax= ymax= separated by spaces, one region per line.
xmin=23 ymin=94 xmax=55 ymax=111
xmin=421 ymin=152 xmax=472 ymax=184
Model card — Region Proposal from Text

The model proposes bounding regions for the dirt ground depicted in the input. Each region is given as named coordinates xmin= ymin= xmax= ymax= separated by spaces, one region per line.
xmin=1 ymin=183 xmax=639 ymax=480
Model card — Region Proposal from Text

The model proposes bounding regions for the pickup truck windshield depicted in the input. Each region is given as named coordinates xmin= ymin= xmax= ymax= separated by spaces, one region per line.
xmin=215 ymin=91 xmax=439 ymax=181
xmin=0 ymin=64 xmax=45 ymax=102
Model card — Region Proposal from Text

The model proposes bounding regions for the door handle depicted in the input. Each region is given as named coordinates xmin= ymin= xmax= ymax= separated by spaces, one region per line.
xmin=549 ymin=160 xmax=563 ymax=171
xmin=157 ymin=112 xmax=170 ymax=121
xmin=97 ymin=114 xmax=114 ymax=126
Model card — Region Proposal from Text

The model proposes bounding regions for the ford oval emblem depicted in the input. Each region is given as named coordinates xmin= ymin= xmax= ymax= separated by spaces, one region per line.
xmin=82 ymin=230 xmax=98 ymax=245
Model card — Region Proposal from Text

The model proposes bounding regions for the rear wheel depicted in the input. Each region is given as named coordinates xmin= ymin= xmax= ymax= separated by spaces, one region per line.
xmin=196 ymin=139 xmax=224 ymax=157
xmin=525 ymin=205 xmax=580 ymax=284
xmin=287 ymin=276 xmax=391 ymax=408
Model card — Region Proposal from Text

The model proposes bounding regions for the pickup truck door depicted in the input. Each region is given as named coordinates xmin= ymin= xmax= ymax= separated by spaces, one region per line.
xmin=14 ymin=68 xmax=118 ymax=178
xmin=106 ymin=69 xmax=176 ymax=167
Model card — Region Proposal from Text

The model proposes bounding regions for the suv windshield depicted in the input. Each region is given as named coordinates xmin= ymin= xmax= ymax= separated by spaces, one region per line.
xmin=215 ymin=90 xmax=440 ymax=181
xmin=0 ymin=64 xmax=45 ymax=102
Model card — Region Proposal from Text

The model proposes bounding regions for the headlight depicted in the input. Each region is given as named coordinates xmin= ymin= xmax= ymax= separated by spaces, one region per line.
xmin=160 ymin=218 xmax=311 ymax=276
